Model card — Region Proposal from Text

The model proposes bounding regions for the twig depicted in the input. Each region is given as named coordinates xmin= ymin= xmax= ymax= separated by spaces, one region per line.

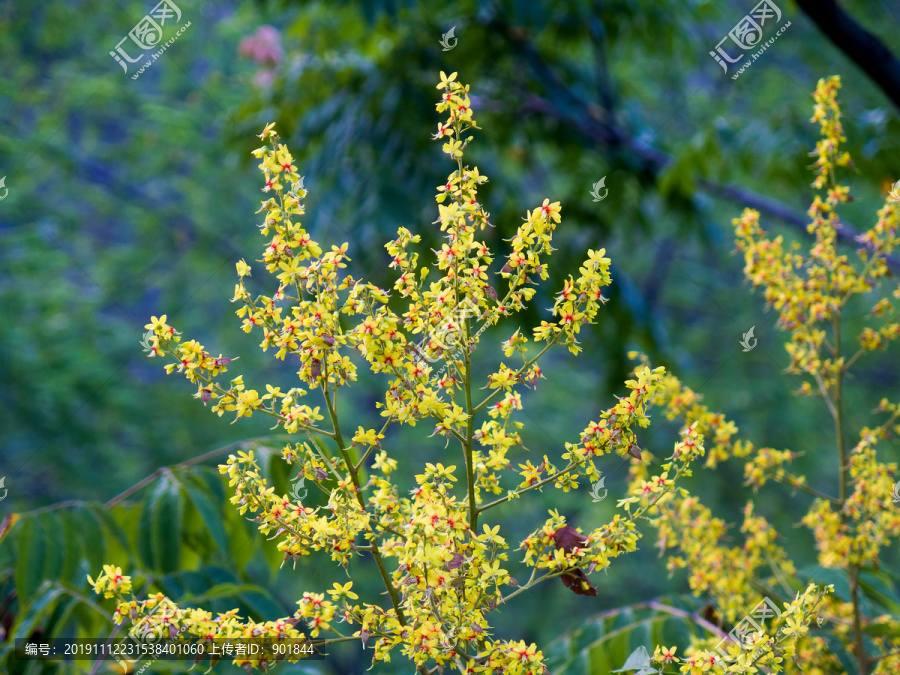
xmin=105 ymin=436 xmax=286 ymax=508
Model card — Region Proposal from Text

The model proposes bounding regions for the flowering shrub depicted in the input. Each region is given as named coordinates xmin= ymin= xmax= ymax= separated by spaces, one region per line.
xmin=622 ymin=76 xmax=900 ymax=675
xmin=88 ymin=74 xmax=899 ymax=674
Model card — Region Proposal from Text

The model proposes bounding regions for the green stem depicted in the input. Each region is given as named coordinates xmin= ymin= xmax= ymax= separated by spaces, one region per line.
xmin=354 ymin=419 xmax=393 ymax=472
xmin=833 ymin=315 xmax=868 ymax=675
xmin=473 ymin=333 xmax=562 ymax=415
xmin=849 ymin=565 xmax=870 ymax=675
xmin=321 ymin=372 xmax=407 ymax=626
xmin=495 ymin=570 xmax=560 ymax=608
xmin=463 ymin=320 xmax=478 ymax=533
xmin=476 ymin=461 xmax=579 ymax=513
xmin=51 ymin=582 xmax=117 ymax=624
xmin=781 ymin=477 xmax=840 ymax=505
xmin=834 ymin=318 xmax=847 ymax=507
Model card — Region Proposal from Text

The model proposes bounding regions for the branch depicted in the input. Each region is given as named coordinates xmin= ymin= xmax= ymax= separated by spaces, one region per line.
xmin=795 ymin=0 xmax=900 ymax=113
xmin=105 ymin=436 xmax=285 ymax=508
xmin=645 ymin=600 xmax=727 ymax=639
xmin=521 ymin=91 xmax=900 ymax=271
xmin=476 ymin=460 xmax=579 ymax=514
xmin=701 ymin=181 xmax=900 ymax=270
xmin=321 ymin=369 xmax=407 ymax=626
xmin=488 ymin=13 xmax=900 ymax=272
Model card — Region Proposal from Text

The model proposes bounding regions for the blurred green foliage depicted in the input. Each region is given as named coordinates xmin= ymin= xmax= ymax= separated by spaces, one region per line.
xmin=2 ymin=0 xmax=899 ymax=672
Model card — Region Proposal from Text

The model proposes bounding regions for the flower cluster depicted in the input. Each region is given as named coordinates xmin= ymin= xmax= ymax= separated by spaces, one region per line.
xmin=621 ymin=77 xmax=900 ymax=674
xmin=673 ymin=584 xmax=831 ymax=675
xmin=802 ymin=435 xmax=900 ymax=567
xmin=735 ymin=77 xmax=900 ymax=394
xmin=88 ymin=73 xmax=888 ymax=675
xmin=87 ymin=565 xmax=132 ymax=598
xmin=88 ymin=73 xmax=685 ymax=675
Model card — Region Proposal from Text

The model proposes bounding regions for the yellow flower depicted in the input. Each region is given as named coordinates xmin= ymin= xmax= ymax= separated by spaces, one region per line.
xmin=258 ymin=122 xmax=276 ymax=139
xmin=436 ymin=70 xmax=458 ymax=90
xmin=327 ymin=582 xmax=358 ymax=601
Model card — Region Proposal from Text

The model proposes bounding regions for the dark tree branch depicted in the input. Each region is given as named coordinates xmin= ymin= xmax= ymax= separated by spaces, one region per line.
xmin=520 ymin=91 xmax=900 ymax=270
xmin=489 ymin=13 xmax=900 ymax=271
xmin=795 ymin=0 xmax=900 ymax=113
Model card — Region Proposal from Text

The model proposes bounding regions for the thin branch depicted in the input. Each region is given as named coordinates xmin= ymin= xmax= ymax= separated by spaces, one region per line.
xmin=476 ymin=461 xmax=579 ymax=514
xmin=105 ymin=436 xmax=285 ymax=508
xmin=786 ymin=479 xmax=841 ymax=505
xmin=321 ymin=369 xmax=407 ymax=626
xmin=486 ymin=13 xmax=900 ymax=272
xmin=646 ymin=600 xmax=727 ymax=638
xmin=870 ymin=648 xmax=900 ymax=662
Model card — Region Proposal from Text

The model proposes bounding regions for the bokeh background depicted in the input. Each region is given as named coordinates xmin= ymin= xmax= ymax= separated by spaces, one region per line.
xmin=1 ymin=0 xmax=899 ymax=673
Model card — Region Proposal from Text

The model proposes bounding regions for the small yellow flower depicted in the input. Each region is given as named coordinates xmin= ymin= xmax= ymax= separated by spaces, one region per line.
xmin=258 ymin=122 xmax=276 ymax=139
xmin=327 ymin=582 xmax=358 ymax=601
xmin=436 ymin=71 xmax=458 ymax=90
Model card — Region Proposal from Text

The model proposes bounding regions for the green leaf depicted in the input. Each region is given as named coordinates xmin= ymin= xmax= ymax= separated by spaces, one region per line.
xmin=185 ymin=485 xmax=229 ymax=557
xmin=859 ymin=570 xmax=900 ymax=615
xmin=546 ymin=598 xmax=711 ymax=675
xmin=11 ymin=584 xmax=63 ymax=641
xmin=184 ymin=582 xmax=272 ymax=603
xmin=137 ymin=480 xmax=166 ymax=571
xmin=152 ymin=478 xmax=184 ymax=574
xmin=612 ymin=645 xmax=656 ymax=674
xmin=38 ymin=512 xmax=64 ymax=584
xmin=71 ymin=505 xmax=106 ymax=573
xmin=268 ymin=448 xmax=291 ymax=499
xmin=88 ymin=503 xmax=133 ymax=567
xmin=225 ymin=501 xmax=257 ymax=572
xmin=199 ymin=565 xmax=240 ymax=587
xmin=58 ymin=509 xmax=84 ymax=585
xmin=191 ymin=466 xmax=226 ymax=505
xmin=798 ymin=566 xmax=849 ymax=603
xmin=15 ymin=517 xmax=45 ymax=602
xmin=46 ymin=595 xmax=81 ymax=645
xmin=239 ymin=589 xmax=284 ymax=622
